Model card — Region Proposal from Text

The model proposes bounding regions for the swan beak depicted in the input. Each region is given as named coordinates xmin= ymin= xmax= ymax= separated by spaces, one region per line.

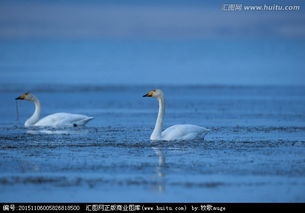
xmin=15 ymin=94 xmax=26 ymax=100
xmin=15 ymin=95 xmax=24 ymax=100
xmin=143 ymin=90 xmax=154 ymax=97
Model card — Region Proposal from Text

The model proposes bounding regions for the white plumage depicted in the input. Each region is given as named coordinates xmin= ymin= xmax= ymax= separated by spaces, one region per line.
xmin=161 ymin=124 xmax=209 ymax=141
xmin=34 ymin=113 xmax=93 ymax=128
xmin=16 ymin=93 xmax=93 ymax=128
xmin=143 ymin=89 xmax=210 ymax=141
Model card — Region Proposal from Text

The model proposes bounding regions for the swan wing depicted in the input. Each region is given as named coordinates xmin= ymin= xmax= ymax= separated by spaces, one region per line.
xmin=34 ymin=113 xmax=93 ymax=127
xmin=161 ymin=124 xmax=210 ymax=141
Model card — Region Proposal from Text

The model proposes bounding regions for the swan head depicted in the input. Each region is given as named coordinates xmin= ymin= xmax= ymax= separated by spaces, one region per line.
xmin=16 ymin=92 xmax=35 ymax=101
xmin=143 ymin=89 xmax=164 ymax=99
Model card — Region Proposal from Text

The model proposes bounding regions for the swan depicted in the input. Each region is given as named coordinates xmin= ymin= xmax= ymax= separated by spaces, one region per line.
xmin=15 ymin=92 xmax=93 ymax=128
xmin=143 ymin=89 xmax=210 ymax=141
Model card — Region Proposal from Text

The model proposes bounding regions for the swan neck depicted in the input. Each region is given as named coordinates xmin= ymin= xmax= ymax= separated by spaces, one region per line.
xmin=151 ymin=95 xmax=165 ymax=140
xmin=25 ymin=96 xmax=41 ymax=127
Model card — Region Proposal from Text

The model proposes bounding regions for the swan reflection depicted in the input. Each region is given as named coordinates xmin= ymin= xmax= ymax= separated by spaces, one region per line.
xmin=26 ymin=127 xmax=93 ymax=135
xmin=152 ymin=146 xmax=166 ymax=192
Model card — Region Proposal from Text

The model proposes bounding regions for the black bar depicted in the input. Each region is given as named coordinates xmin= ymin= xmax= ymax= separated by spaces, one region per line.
xmin=1 ymin=203 xmax=305 ymax=212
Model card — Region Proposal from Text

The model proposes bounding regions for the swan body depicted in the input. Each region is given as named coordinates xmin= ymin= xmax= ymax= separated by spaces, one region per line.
xmin=34 ymin=113 xmax=93 ymax=127
xmin=16 ymin=92 xmax=93 ymax=128
xmin=161 ymin=124 xmax=209 ymax=141
xmin=143 ymin=89 xmax=210 ymax=141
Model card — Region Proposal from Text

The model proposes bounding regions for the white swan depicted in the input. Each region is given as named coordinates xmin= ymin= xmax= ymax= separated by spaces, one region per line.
xmin=143 ymin=89 xmax=210 ymax=141
xmin=16 ymin=92 xmax=93 ymax=128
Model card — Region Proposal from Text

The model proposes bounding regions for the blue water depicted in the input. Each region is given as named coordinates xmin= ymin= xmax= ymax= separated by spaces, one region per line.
xmin=1 ymin=39 xmax=305 ymax=86
xmin=0 ymin=85 xmax=305 ymax=202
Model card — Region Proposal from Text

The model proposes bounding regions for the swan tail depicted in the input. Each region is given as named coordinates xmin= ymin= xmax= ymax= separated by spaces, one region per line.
xmin=73 ymin=116 xmax=94 ymax=127
xmin=201 ymin=128 xmax=210 ymax=139
xmin=82 ymin=116 xmax=94 ymax=124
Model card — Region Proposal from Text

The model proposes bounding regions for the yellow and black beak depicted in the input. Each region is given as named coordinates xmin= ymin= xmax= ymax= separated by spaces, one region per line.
xmin=15 ymin=96 xmax=24 ymax=100
xmin=143 ymin=90 xmax=155 ymax=97
xmin=15 ymin=93 xmax=28 ymax=100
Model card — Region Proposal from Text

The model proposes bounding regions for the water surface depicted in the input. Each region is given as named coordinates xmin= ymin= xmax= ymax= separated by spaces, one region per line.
xmin=0 ymin=85 xmax=304 ymax=202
